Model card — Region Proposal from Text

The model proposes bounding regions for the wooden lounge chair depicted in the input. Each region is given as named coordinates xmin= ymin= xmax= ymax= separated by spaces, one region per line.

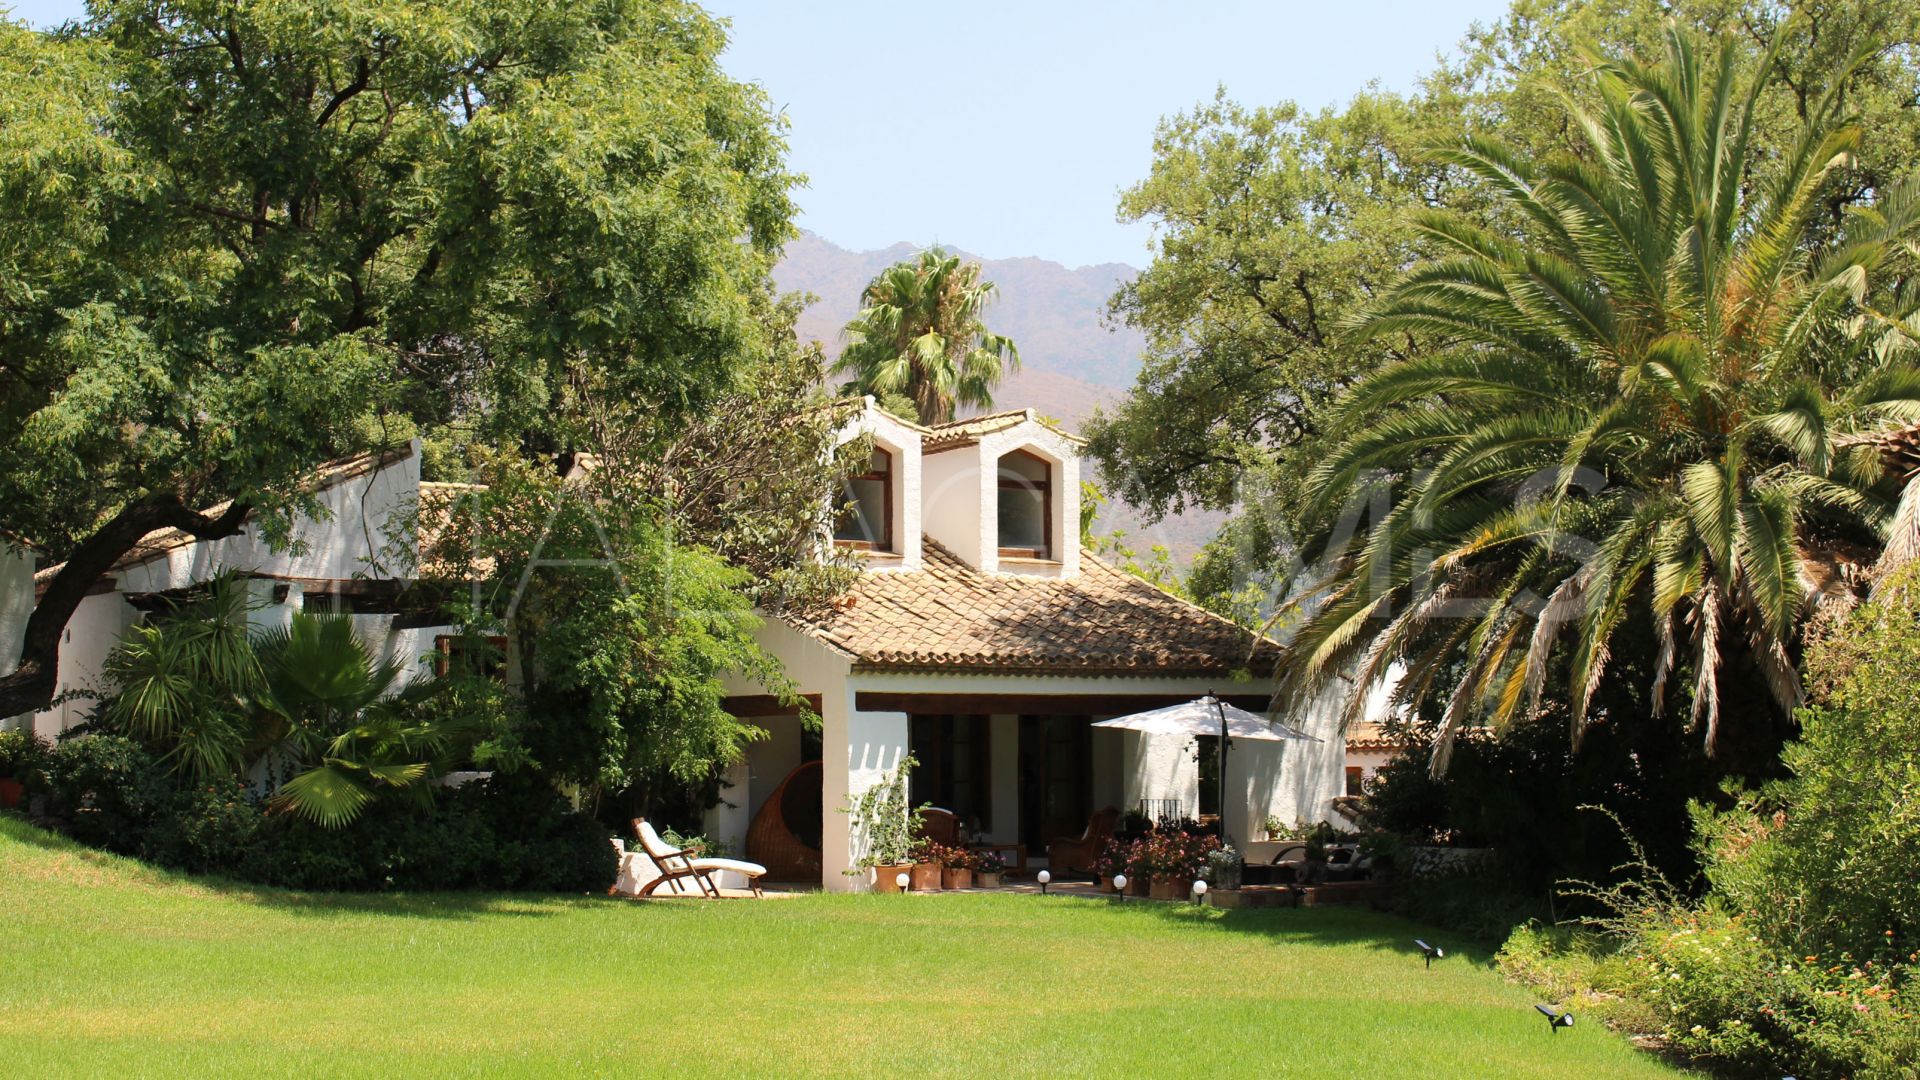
xmin=632 ymin=818 xmax=769 ymax=898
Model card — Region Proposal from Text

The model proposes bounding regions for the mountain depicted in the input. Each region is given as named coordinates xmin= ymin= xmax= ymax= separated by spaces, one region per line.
xmin=774 ymin=232 xmax=1225 ymax=562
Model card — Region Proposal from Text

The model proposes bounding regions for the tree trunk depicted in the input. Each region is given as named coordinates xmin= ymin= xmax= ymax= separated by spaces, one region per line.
xmin=0 ymin=495 xmax=252 ymax=719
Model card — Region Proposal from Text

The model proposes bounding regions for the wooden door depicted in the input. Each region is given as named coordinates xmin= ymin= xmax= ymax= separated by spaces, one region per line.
xmin=1017 ymin=715 xmax=1091 ymax=849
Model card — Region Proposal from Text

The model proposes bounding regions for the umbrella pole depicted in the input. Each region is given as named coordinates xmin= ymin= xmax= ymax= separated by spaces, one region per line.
xmin=1212 ymin=689 xmax=1232 ymax=849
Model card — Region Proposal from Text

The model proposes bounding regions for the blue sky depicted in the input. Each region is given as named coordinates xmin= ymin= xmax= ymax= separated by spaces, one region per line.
xmin=6 ymin=0 xmax=1511 ymax=267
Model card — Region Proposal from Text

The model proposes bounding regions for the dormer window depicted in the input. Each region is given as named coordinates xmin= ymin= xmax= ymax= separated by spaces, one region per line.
xmin=834 ymin=447 xmax=893 ymax=551
xmin=996 ymin=449 xmax=1052 ymax=559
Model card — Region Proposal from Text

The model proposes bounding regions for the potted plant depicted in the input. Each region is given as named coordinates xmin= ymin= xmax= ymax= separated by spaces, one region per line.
xmin=1206 ymin=846 xmax=1243 ymax=891
xmin=909 ymin=837 xmax=943 ymax=891
xmin=974 ymin=848 xmax=1006 ymax=889
xmin=838 ymin=755 xmax=925 ymax=892
xmin=1262 ymin=815 xmax=1285 ymax=842
xmin=1180 ymin=833 xmax=1219 ymax=898
xmin=939 ymin=843 xmax=974 ymax=890
xmin=1094 ymin=839 xmax=1125 ymax=892
xmin=1109 ymin=837 xmax=1143 ymax=895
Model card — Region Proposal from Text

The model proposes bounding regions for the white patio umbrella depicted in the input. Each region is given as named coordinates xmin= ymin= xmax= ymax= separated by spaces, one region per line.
xmin=1091 ymin=692 xmax=1317 ymax=846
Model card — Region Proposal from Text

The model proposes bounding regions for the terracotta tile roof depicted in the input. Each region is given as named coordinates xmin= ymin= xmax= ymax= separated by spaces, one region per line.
xmin=783 ymin=538 xmax=1278 ymax=677
xmin=923 ymin=409 xmax=1086 ymax=452
xmin=32 ymin=446 xmax=415 ymax=590
xmin=1346 ymin=722 xmax=1415 ymax=753
xmin=825 ymin=396 xmax=933 ymax=433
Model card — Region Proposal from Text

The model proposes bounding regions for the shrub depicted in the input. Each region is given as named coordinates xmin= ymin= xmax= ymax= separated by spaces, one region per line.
xmin=1365 ymin=708 xmax=1711 ymax=898
xmin=28 ymin=743 xmax=615 ymax=894
xmin=248 ymin=775 xmax=615 ymax=893
xmin=1617 ymin=908 xmax=1919 ymax=1079
xmin=658 ymin=825 xmax=730 ymax=859
xmin=1113 ymin=809 xmax=1153 ymax=843
xmin=34 ymin=735 xmax=174 ymax=854
xmin=141 ymin=778 xmax=266 ymax=874
xmin=0 ymin=728 xmax=50 ymax=780
xmin=1695 ymin=567 xmax=1920 ymax=968
xmin=456 ymin=774 xmax=617 ymax=892
xmin=1500 ymin=908 xmax=1920 ymax=1079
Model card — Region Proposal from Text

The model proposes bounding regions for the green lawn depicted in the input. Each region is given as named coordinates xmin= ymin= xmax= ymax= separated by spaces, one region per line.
xmin=0 ymin=816 xmax=1684 ymax=1078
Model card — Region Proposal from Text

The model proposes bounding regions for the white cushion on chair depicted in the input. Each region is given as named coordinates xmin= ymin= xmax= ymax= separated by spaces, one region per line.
xmin=689 ymin=857 xmax=766 ymax=879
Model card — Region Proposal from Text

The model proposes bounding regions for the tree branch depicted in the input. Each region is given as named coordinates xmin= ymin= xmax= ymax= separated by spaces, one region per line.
xmin=315 ymin=55 xmax=371 ymax=129
xmin=0 ymin=495 xmax=253 ymax=718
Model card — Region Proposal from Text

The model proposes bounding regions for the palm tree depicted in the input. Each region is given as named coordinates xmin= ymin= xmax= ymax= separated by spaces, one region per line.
xmin=833 ymin=248 xmax=1020 ymax=424
xmin=1279 ymin=28 xmax=1920 ymax=771
xmin=103 ymin=578 xmax=262 ymax=779
xmin=254 ymin=612 xmax=457 ymax=828
xmin=102 ymin=577 xmax=469 ymax=826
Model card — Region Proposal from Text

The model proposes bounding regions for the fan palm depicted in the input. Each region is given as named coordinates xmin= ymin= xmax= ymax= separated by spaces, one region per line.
xmin=254 ymin=612 xmax=453 ymax=829
xmin=103 ymin=577 xmax=261 ymax=779
xmin=1280 ymin=27 xmax=1920 ymax=769
xmin=100 ymin=577 xmax=465 ymax=826
xmin=833 ymin=248 xmax=1020 ymax=424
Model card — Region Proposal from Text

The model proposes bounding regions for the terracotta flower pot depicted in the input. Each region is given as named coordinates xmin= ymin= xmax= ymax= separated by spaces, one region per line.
xmin=1149 ymin=876 xmax=1176 ymax=900
xmin=941 ymin=867 xmax=973 ymax=890
xmin=0 ymin=778 xmax=22 ymax=809
xmin=1099 ymin=875 xmax=1119 ymax=894
xmin=1125 ymin=875 xmax=1151 ymax=897
xmin=871 ymin=864 xmax=913 ymax=893
xmin=976 ymin=871 xmax=1003 ymax=889
xmin=910 ymin=862 xmax=943 ymax=891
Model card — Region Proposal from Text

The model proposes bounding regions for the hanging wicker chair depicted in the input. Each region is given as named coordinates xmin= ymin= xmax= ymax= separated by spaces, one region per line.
xmin=746 ymin=759 xmax=823 ymax=882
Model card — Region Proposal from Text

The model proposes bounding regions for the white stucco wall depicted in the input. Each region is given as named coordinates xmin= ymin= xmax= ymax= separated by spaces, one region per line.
xmin=721 ymin=617 xmax=859 ymax=887
xmin=0 ymin=547 xmax=30 ymax=729
xmin=25 ymin=444 xmax=437 ymax=738
xmin=1120 ymin=728 xmax=1199 ymax=820
xmin=920 ymin=442 xmax=981 ymax=568
xmin=116 ymin=443 xmax=422 ymax=595
xmin=31 ymin=591 xmax=138 ymax=737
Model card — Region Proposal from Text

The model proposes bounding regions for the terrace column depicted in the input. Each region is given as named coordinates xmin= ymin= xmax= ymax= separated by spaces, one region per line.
xmin=827 ymin=696 xmax=910 ymax=892
xmin=987 ymin=714 xmax=1020 ymax=844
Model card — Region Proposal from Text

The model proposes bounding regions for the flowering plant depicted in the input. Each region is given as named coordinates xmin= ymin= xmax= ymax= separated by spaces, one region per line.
xmin=973 ymin=849 xmax=1007 ymax=875
xmin=1145 ymin=830 xmax=1221 ymax=878
xmin=916 ymin=841 xmax=977 ymax=869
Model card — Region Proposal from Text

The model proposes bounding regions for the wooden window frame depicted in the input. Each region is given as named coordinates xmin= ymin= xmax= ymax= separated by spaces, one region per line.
xmin=1345 ymin=766 xmax=1366 ymax=797
xmin=436 ymin=634 xmax=509 ymax=679
xmin=996 ymin=449 xmax=1052 ymax=560
xmin=833 ymin=445 xmax=894 ymax=553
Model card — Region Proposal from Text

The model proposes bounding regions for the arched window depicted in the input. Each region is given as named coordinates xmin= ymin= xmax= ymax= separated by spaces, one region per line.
xmin=996 ymin=449 xmax=1051 ymax=559
xmin=833 ymin=446 xmax=893 ymax=551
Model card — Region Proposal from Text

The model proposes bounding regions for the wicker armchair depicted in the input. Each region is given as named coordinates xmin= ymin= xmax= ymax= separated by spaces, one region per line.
xmin=1046 ymin=806 xmax=1120 ymax=876
xmin=745 ymin=760 xmax=823 ymax=882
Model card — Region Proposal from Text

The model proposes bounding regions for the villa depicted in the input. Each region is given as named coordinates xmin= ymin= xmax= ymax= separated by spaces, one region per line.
xmin=714 ymin=399 xmax=1349 ymax=889
xmin=0 ymin=400 xmax=1359 ymax=890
